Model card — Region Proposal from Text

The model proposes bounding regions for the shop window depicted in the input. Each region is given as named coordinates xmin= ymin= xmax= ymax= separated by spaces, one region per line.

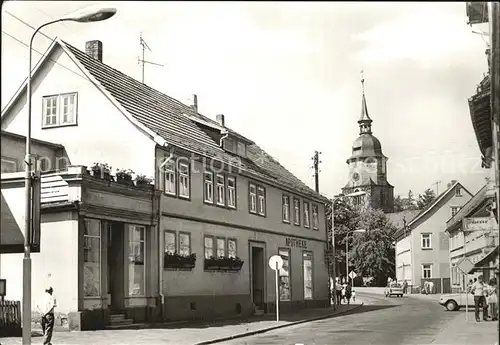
xmin=278 ymin=248 xmax=291 ymax=301
xmin=303 ymin=252 xmax=313 ymax=299
xmin=128 ymin=225 xmax=145 ymax=296
xmin=83 ymin=219 xmax=101 ymax=297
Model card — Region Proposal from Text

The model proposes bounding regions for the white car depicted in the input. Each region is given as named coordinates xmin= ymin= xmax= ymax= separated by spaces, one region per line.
xmin=385 ymin=283 xmax=404 ymax=297
xmin=439 ymin=293 xmax=475 ymax=311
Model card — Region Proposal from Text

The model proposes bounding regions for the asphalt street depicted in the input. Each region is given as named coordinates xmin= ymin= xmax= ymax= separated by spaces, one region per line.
xmin=218 ymin=293 xmax=460 ymax=345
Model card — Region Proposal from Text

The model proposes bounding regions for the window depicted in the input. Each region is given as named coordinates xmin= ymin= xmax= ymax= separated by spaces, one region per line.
xmin=1 ymin=157 xmax=17 ymax=173
xmin=225 ymin=137 xmax=235 ymax=152
xmin=312 ymin=204 xmax=319 ymax=230
xmin=179 ymin=232 xmax=191 ymax=256
xmin=455 ymin=186 xmax=462 ymax=197
xmin=303 ymin=252 xmax=313 ymax=299
xmin=237 ymin=141 xmax=246 ymax=157
xmin=421 ymin=233 xmax=432 ymax=249
xmin=293 ymin=198 xmax=301 ymax=226
xmin=278 ymin=249 xmax=291 ymax=301
xmin=216 ymin=174 xmax=225 ymax=206
xmin=164 ymin=161 xmax=176 ymax=195
xmin=227 ymin=176 xmax=236 ymax=208
xmin=83 ymin=219 xmax=101 ymax=297
xmin=204 ymin=236 xmax=214 ymax=259
xmin=353 ymin=195 xmax=363 ymax=205
xmin=380 ymin=190 xmax=385 ymax=205
xmin=257 ymin=186 xmax=266 ymax=215
xmin=178 ymin=162 xmax=190 ymax=198
xmin=42 ymin=93 xmax=77 ymax=128
xmin=451 ymin=206 xmax=461 ymax=217
xmin=303 ymin=201 xmax=310 ymax=228
xmin=249 ymin=184 xmax=257 ymax=213
xmin=204 ymin=171 xmax=214 ymax=203
xmin=228 ymin=239 xmax=237 ymax=258
xmin=128 ymin=225 xmax=145 ymax=296
xmin=216 ymin=237 xmax=226 ymax=258
xmin=451 ymin=265 xmax=460 ymax=286
xmin=164 ymin=231 xmax=176 ymax=254
xmin=422 ymin=264 xmax=432 ymax=279
xmin=282 ymin=195 xmax=290 ymax=223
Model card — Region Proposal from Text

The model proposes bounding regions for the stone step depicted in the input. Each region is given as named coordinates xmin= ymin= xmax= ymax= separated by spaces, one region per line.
xmin=109 ymin=314 xmax=126 ymax=321
xmin=254 ymin=309 xmax=265 ymax=316
xmin=109 ymin=318 xmax=134 ymax=326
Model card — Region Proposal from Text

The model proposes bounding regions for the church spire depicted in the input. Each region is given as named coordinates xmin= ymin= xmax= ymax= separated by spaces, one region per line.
xmin=358 ymin=70 xmax=372 ymax=135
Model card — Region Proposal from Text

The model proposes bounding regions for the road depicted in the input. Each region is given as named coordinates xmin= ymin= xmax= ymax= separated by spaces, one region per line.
xmin=217 ymin=293 xmax=459 ymax=345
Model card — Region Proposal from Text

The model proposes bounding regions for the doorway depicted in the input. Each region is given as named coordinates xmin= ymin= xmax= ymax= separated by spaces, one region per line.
xmin=107 ymin=222 xmax=125 ymax=311
xmin=251 ymin=246 xmax=265 ymax=309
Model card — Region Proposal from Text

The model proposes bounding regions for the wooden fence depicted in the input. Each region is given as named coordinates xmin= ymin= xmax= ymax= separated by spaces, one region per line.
xmin=0 ymin=300 xmax=22 ymax=337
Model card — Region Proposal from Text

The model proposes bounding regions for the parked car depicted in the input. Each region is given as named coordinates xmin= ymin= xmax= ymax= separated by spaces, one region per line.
xmin=384 ymin=283 xmax=404 ymax=297
xmin=439 ymin=293 xmax=475 ymax=311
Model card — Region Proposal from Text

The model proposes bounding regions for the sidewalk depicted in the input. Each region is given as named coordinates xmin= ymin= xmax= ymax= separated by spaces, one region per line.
xmin=431 ymin=312 xmax=498 ymax=345
xmin=0 ymin=304 xmax=362 ymax=345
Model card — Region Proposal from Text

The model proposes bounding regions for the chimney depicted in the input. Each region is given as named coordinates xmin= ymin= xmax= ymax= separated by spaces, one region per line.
xmin=216 ymin=114 xmax=225 ymax=127
xmin=191 ymin=94 xmax=198 ymax=112
xmin=85 ymin=40 xmax=103 ymax=62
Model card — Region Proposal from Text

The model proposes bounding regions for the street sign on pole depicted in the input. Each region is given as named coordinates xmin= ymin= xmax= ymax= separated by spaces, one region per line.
xmin=269 ymin=255 xmax=283 ymax=322
xmin=456 ymin=257 xmax=474 ymax=275
xmin=349 ymin=271 xmax=357 ymax=280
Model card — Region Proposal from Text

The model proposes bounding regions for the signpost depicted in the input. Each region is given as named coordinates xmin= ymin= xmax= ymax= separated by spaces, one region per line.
xmin=349 ymin=271 xmax=357 ymax=282
xmin=269 ymin=255 xmax=283 ymax=322
xmin=456 ymin=257 xmax=474 ymax=322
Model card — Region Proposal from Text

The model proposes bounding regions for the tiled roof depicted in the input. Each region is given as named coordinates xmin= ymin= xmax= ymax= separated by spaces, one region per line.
xmin=386 ymin=210 xmax=420 ymax=233
xmin=61 ymin=40 xmax=327 ymax=202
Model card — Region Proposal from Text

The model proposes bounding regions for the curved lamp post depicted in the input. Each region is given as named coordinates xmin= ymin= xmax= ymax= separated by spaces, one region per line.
xmin=23 ymin=7 xmax=116 ymax=344
xmin=330 ymin=190 xmax=366 ymax=309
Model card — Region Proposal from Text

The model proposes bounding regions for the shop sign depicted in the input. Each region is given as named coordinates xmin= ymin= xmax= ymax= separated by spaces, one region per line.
xmin=463 ymin=217 xmax=495 ymax=232
xmin=285 ymin=237 xmax=307 ymax=249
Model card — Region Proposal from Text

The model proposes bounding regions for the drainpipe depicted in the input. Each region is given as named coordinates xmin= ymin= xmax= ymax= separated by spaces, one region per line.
xmin=154 ymin=146 xmax=167 ymax=320
xmin=219 ymin=130 xmax=229 ymax=147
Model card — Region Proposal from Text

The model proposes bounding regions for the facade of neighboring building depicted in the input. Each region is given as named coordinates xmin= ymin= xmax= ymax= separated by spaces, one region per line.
xmin=0 ymin=39 xmax=330 ymax=330
xmin=394 ymin=181 xmax=473 ymax=293
xmin=445 ymin=177 xmax=498 ymax=293
xmin=341 ymin=79 xmax=394 ymax=213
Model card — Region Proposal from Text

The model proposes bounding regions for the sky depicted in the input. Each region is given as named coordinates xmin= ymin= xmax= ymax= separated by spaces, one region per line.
xmin=1 ymin=1 xmax=492 ymax=199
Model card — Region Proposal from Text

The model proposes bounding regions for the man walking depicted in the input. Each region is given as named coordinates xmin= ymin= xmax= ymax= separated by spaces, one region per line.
xmin=335 ymin=278 xmax=343 ymax=305
xmin=40 ymin=286 xmax=56 ymax=345
xmin=470 ymin=275 xmax=488 ymax=322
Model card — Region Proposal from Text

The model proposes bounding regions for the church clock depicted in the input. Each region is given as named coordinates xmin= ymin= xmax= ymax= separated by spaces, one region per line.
xmin=352 ymin=172 xmax=360 ymax=181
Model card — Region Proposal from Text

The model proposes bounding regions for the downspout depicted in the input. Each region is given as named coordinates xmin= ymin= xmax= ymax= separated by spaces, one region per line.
xmin=219 ymin=130 xmax=229 ymax=147
xmin=154 ymin=144 xmax=167 ymax=320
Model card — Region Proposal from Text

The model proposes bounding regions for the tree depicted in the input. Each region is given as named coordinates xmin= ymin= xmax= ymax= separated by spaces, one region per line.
xmin=348 ymin=206 xmax=396 ymax=286
xmin=393 ymin=195 xmax=404 ymax=212
xmin=417 ymin=188 xmax=436 ymax=210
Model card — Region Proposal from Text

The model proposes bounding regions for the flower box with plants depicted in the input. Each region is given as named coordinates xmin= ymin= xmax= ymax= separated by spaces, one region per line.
xmin=204 ymin=256 xmax=244 ymax=272
xmin=164 ymin=252 xmax=196 ymax=269
xmin=91 ymin=162 xmax=112 ymax=181
xmin=135 ymin=174 xmax=153 ymax=188
xmin=116 ymin=168 xmax=135 ymax=186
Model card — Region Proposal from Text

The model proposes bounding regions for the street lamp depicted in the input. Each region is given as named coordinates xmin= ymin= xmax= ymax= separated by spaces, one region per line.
xmin=330 ymin=190 xmax=366 ymax=309
xmin=346 ymin=229 xmax=367 ymax=285
xmin=23 ymin=7 xmax=116 ymax=344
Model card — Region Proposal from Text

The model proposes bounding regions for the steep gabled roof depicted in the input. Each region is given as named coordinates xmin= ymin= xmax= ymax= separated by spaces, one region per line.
xmin=393 ymin=181 xmax=473 ymax=239
xmin=2 ymin=38 xmax=327 ymax=203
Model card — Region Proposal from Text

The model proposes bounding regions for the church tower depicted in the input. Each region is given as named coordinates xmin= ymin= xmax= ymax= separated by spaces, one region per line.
xmin=341 ymin=74 xmax=394 ymax=213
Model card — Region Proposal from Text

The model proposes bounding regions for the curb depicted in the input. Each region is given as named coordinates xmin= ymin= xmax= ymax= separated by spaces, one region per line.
xmin=195 ymin=303 xmax=364 ymax=345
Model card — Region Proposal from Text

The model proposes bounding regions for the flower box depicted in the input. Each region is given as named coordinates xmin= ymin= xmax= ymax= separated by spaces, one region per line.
xmin=116 ymin=169 xmax=135 ymax=186
xmin=91 ymin=163 xmax=112 ymax=181
xmin=135 ymin=174 xmax=153 ymax=189
xmin=204 ymin=256 xmax=244 ymax=271
xmin=164 ymin=252 xmax=196 ymax=270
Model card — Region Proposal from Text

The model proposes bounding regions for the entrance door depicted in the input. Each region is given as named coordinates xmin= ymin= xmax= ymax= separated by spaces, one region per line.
xmin=251 ymin=246 xmax=265 ymax=309
xmin=107 ymin=222 xmax=125 ymax=310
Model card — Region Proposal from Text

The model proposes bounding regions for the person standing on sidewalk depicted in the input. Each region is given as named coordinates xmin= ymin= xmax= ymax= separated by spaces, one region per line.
xmin=470 ymin=275 xmax=488 ymax=322
xmin=335 ymin=278 xmax=343 ymax=305
xmin=402 ymin=280 xmax=408 ymax=295
xmin=486 ymin=278 xmax=498 ymax=321
xmin=345 ymin=282 xmax=352 ymax=305
xmin=40 ymin=286 xmax=57 ymax=345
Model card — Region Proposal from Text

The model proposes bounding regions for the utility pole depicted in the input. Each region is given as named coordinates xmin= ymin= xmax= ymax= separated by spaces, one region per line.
xmin=138 ymin=32 xmax=164 ymax=84
xmin=311 ymin=151 xmax=322 ymax=193
xmin=431 ymin=180 xmax=441 ymax=195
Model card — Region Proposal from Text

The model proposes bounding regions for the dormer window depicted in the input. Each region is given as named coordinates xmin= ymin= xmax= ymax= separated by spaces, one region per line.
xmin=237 ymin=141 xmax=246 ymax=157
xmin=225 ymin=137 xmax=235 ymax=152
xmin=223 ymin=135 xmax=247 ymax=158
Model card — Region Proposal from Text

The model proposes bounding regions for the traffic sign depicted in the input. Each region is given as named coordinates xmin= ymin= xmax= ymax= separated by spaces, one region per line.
xmin=269 ymin=255 xmax=283 ymax=271
xmin=456 ymin=257 xmax=474 ymax=274
xmin=349 ymin=271 xmax=357 ymax=280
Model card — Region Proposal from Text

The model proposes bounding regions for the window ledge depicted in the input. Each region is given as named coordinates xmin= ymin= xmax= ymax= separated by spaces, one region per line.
xmin=421 ymin=248 xmax=433 ymax=251
xmin=42 ymin=123 xmax=78 ymax=130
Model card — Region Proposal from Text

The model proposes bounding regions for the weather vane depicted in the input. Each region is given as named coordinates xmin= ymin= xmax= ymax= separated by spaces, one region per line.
xmin=360 ymin=69 xmax=365 ymax=93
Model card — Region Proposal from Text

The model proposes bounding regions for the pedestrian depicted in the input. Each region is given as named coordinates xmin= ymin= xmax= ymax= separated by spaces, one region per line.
xmin=428 ymin=281 xmax=434 ymax=294
xmin=486 ymin=278 xmax=498 ymax=321
xmin=345 ymin=282 xmax=352 ymax=305
xmin=40 ymin=286 xmax=56 ymax=345
xmin=341 ymin=283 xmax=346 ymax=303
xmin=335 ymin=278 xmax=343 ymax=305
xmin=402 ymin=280 xmax=408 ymax=294
xmin=469 ymin=275 xmax=488 ymax=322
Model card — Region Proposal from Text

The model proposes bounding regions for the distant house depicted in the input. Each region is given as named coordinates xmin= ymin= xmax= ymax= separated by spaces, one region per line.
xmin=0 ymin=38 xmax=330 ymax=330
xmin=393 ymin=181 xmax=473 ymax=293
xmin=445 ymin=179 xmax=498 ymax=293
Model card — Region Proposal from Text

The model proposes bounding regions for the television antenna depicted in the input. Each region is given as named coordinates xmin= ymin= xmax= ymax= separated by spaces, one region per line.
xmin=138 ymin=32 xmax=164 ymax=84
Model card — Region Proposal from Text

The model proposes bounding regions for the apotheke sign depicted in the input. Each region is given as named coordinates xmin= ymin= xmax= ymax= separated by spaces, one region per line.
xmin=285 ymin=237 xmax=307 ymax=249
xmin=463 ymin=217 xmax=496 ymax=232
